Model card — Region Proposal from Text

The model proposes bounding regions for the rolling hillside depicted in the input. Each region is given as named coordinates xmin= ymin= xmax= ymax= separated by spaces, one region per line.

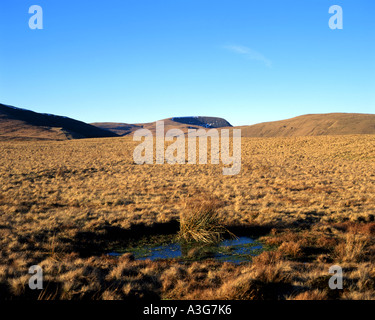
xmin=238 ymin=113 xmax=375 ymax=137
xmin=0 ymin=103 xmax=119 ymax=140
xmin=1 ymin=102 xmax=374 ymax=140
xmin=94 ymin=113 xmax=375 ymax=138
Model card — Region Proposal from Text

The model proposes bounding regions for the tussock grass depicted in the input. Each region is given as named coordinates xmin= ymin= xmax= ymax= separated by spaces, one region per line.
xmin=334 ymin=233 xmax=369 ymax=263
xmin=177 ymin=196 xmax=236 ymax=244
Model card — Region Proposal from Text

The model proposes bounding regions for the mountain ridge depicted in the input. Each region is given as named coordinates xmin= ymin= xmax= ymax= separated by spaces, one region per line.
xmin=1 ymin=103 xmax=374 ymax=140
xmin=92 ymin=116 xmax=232 ymax=136
xmin=93 ymin=113 xmax=375 ymax=138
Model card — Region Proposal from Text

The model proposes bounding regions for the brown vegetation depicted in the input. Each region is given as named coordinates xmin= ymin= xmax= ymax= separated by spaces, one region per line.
xmin=238 ymin=113 xmax=375 ymax=137
xmin=0 ymin=134 xmax=374 ymax=300
xmin=177 ymin=196 xmax=234 ymax=244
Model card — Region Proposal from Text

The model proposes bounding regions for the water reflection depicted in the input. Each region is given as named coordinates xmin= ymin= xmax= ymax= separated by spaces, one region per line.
xmin=110 ymin=237 xmax=263 ymax=264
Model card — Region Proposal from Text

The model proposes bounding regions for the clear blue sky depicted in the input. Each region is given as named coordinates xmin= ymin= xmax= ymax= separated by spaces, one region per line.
xmin=0 ymin=0 xmax=374 ymax=125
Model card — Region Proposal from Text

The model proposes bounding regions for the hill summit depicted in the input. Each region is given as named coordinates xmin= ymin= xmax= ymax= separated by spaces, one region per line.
xmin=171 ymin=116 xmax=232 ymax=128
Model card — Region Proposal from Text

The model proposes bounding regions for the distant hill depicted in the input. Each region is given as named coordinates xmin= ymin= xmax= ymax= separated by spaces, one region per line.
xmin=0 ymin=103 xmax=119 ymax=140
xmin=93 ymin=113 xmax=375 ymax=138
xmin=171 ymin=116 xmax=232 ymax=128
xmin=238 ymin=113 xmax=375 ymax=137
xmin=92 ymin=116 xmax=232 ymax=136
xmin=1 ymin=102 xmax=374 ymax=141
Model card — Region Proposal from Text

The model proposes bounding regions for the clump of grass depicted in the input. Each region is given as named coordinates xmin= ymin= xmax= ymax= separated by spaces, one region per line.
xmin=177 ymin=196 xmax=235 ymax=244
xmin=334 ymin=233 xmax=369 ymax=263
xmin=278 ymin=241 xmax=303 ymax=259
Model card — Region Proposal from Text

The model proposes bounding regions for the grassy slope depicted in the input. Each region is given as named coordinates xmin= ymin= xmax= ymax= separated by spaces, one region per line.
xmin=0 ymin=103 xmax=119 ymax=140
xmin=238 ymin=113 xmax=375 ymax=137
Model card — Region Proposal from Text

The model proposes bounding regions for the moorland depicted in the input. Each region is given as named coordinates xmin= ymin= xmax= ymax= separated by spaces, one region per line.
xmin=0 ymin=134 xmax=374 ymax=300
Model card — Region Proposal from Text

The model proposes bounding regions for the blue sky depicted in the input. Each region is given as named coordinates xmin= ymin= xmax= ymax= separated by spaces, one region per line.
xmin=0 ymin=0 xmax=374 ymax=125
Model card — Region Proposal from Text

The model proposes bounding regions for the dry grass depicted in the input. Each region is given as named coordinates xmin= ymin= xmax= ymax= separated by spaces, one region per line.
xmin=177 ymin=196 xmax=235 ymax=244
xmin=0 ymin=134 xmax=374 ymax=300
xmin=334 ymin=234 xmax=369 ymax=263
xmin=289 ymin=289 xmax=328 ymax=300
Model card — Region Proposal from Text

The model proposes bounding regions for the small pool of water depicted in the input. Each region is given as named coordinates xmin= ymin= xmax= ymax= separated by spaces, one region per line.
xmin=109 ymin=236 xmax=263 ymax=264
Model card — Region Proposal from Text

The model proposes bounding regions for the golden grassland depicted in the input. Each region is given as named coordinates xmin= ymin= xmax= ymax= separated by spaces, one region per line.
xmin=0 ymin=134 xmax=374 ymax=300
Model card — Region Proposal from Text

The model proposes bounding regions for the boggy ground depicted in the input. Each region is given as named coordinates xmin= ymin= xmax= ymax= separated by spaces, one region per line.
xmin=0 ymin=135 xmax=374 ymax=300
